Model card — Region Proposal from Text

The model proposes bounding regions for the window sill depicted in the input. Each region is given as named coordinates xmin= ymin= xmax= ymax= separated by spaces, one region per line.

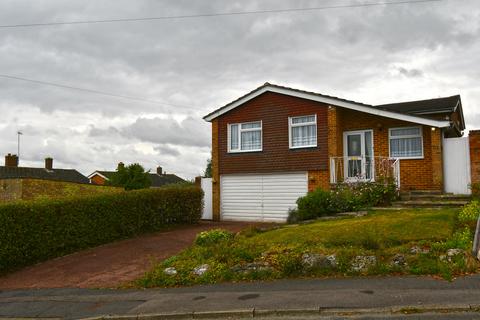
xmin=390 ymin=156 xmax=424 ymax=160
xmin=228 ymin=149 xmax=263 ymax=154
xmin=289 ymin=145 xmax=317 ymax=150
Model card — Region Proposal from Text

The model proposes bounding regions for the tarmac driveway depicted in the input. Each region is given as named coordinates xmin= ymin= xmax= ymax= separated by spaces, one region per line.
xmin=0 ymin=221 xmax=258 ymax=289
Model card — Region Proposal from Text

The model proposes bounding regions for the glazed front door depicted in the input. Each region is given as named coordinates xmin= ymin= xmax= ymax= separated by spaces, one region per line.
xmin=344 ymin=130 xmax=374 ymax=181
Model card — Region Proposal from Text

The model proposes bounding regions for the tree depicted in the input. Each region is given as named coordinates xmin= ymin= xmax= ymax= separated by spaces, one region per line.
xmin=108 ymin=163 xmax=151 ymax=190
xmin=204 ymin=158 xmax=212 ymax=178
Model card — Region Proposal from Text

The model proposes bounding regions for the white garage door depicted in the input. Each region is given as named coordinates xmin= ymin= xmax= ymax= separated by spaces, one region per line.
xmin=220 ymin=172 xmax=308 ymax=222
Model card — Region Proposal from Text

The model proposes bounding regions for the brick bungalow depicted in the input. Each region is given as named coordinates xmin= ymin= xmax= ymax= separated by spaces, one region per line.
xmin=203 ymin=83 xmax=467 ymax=222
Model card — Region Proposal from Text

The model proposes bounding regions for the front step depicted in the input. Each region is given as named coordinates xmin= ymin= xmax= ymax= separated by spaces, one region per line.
xmin=392 ymin=200 xmax=469 ymax=208
xmin=404 ymin=190 xmax=444 ymax=195
xmin=400 ymin=194 xmax=472 ymax=202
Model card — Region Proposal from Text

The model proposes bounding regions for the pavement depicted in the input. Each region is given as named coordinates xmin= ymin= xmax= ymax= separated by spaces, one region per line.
xmin=1 ymin=274 xmax=480 ymax=319
xmin=0 ymin=221 xmax=258 ymax=289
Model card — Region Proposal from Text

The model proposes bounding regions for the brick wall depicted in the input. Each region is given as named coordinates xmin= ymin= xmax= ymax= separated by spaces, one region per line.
xmin=335 ymin=108 xmax=443 ymax=191
xmin=307 ymin=170 xmax=330 ymax=192
xmin=469 ymin=130 xmax=480 ymax=186
xmin=217 ymin=92 xmax=329 ymax=174
xmin=0 ymin=179 xmax=22 ymax=202
xmin=0 ymin=178 xmax=122 ymax=203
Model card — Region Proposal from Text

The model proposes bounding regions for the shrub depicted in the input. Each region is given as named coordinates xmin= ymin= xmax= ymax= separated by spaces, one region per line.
xmin=296 ymin=188 xmax=332 ymax=219
xmin=459 ymin=201 xmax=480 ymax=224
xmin=195 ymin=229 xmax=234 ymax=246
xmin=457 ymin=201 xmax=480 ymax=238
xmin=289 ymin=181 xmax=398 ymax=222
xmin=470 ymin=183 xmax=480 ymax=199
xmin=329 ymin=185 xmax=362 ymax=212
xmin=0 ymin=186 xmax=203 ymax=274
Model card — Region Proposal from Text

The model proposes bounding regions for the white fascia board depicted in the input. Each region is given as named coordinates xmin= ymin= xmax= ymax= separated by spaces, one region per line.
xmin=87 ymin=171 xmax=110 ymax=180
xmin=204 ymin=85 xmax=451 ymax=128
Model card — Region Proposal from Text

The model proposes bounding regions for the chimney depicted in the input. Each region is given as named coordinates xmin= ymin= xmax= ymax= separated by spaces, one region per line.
xmin=45 ymin=157 xmax=53 ymax=170
xmin=5 ymin=154 xmax=19 ymax=167
xmin=157 ymin=166 xmax=163 ymax=175
xmin=117 ymin=162 xmax=125 ymax=170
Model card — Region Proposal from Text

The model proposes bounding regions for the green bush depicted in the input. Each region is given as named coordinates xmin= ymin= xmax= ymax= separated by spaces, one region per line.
xmin=0 ymin=186 xmax=203 ymax=274
xmin=470 ymin=183 xmax=480 ymax=199
xmin=296 ymin=189 xmax=332 ymax=219
xmin=459 ymin=201 xmax=480 ymax=224
xmin=195 ymin=229 xmax=234 ymax=246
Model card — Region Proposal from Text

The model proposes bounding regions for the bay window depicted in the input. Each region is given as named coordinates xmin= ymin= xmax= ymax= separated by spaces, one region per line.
xmin=389 ymin=126 xmax=423 ymax=159
xmin=228 ymin=121 xmax=262 ymax=152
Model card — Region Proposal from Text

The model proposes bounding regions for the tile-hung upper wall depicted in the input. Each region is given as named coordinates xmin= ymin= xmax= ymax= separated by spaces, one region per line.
xmin=217 ymin=92 xmax=329 ymax=175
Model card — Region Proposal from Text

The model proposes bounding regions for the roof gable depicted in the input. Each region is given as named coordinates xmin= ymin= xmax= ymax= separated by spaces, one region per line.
xmin=203 ymin=83 xmax=452 ymax=128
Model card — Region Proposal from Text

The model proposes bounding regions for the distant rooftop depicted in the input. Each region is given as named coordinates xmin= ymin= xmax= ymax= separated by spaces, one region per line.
xmin=0 ymin=154 xmax=89 ymax=184
xmin=91 ymin=166 xmax=185 ymax=187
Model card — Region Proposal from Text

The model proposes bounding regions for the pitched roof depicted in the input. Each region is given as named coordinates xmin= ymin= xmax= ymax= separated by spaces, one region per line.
xmin=149 ymin=173 xmax=185 ymax=187
xmin=88 ymin=170 xmax=185 ymax=187
xmin=374 ymin=95 xmax=465 ymax=129
xmin=0 ymin=166 xmax=90 ymax=184
xmin=203 ymin=83 xmax=452 ymax=128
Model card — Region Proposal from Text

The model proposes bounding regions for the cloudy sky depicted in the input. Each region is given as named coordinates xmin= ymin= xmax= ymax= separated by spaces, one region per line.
xmin=0 ymin=0 xmax=479 ymax=179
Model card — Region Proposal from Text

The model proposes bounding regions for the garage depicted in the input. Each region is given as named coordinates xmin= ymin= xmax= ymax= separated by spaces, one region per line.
xmin=220 ymin=172 xmax=308 ymax=222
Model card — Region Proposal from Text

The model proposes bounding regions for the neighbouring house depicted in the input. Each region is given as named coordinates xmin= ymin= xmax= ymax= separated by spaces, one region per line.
xmin=203 ymin=83 xmax=472 ymax=222
xmin=0 ymin=154 xmax=98 ymax=202
xmin=88 ymin=163 xmax=185 ymax=187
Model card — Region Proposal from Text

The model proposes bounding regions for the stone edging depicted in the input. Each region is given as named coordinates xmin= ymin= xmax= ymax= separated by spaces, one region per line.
xmin=77 ymin=304 xmax=480 ymax=320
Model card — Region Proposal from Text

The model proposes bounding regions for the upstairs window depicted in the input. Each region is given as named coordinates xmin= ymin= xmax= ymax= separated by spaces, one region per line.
xmin=389 ymin=126 xmax=423 ymax=159
xmin=289 ymin=115 xmax=317 ymax=148
xmin=228 ymin=121 xmax=262 ymax=152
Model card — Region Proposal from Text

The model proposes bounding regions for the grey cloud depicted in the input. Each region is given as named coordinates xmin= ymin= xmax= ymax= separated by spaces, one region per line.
xmin=89 ymin=126 xmax=121 ymax=138
xmin=154 ymin=145 xmax=181 ymax=157
xmin=397 ymin=67 xmax=423 ymax=78
xmin=121 ymin=117 xmax=210 ymax=148
xmin=0 ymin=0 xmax=479 ymax=179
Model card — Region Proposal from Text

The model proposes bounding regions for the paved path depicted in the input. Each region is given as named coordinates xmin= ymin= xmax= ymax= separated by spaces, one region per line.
xmin=0 ymin=221 xmax=257 ymax=289
xmin=0 ymin=275 xmax=479 ymax=319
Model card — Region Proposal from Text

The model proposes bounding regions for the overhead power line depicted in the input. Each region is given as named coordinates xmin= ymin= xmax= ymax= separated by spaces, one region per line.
xmin=0 ymin=0 xmax=443 ymax=29
xmin=0 ymin=74 xmax=194 ymax=109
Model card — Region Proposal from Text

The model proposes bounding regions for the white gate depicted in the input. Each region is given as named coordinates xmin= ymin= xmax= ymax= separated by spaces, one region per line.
xmin=443 ymin=137 xmax=471 ymax=194
xmin=201 ymin=178 xmax=213 ymax=220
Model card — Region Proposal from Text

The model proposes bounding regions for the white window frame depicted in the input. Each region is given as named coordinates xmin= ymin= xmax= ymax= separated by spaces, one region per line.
xmin=288 ymin=114 xmax=317 ymax=149
xmin=227 ymin=120 xmax=263 ymax=153
xmin=389 ymin=126 xmax=424 ymax=159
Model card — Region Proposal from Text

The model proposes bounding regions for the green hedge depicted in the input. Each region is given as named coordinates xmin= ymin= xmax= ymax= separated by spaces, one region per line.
xmin=0 ymin=186 xmax=203 ymax=274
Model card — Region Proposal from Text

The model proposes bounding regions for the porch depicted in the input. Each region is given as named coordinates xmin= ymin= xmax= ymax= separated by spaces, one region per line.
xmin=329 ymin=156 xmax=401 ymax=188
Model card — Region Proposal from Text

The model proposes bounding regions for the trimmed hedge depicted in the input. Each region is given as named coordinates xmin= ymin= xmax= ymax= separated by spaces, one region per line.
xmin=0 ymin=186 xmax=203 ymax=274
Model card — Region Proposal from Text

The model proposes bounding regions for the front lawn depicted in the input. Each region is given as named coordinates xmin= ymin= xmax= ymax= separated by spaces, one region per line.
xmin=137 ymin=208 xmax=479 ymax=287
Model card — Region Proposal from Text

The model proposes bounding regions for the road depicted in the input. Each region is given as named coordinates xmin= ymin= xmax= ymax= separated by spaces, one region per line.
xmin=0 ymin=274 xmax=479 ymax=319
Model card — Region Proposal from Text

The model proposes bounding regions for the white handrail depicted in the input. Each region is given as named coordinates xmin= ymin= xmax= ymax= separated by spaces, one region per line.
xmin=329 ymin=156 xmax=400 ymax=189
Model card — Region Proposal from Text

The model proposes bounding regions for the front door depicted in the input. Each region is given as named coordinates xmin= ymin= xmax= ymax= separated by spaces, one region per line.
xmin=343 ymin=130 xmax=374 ymax=181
